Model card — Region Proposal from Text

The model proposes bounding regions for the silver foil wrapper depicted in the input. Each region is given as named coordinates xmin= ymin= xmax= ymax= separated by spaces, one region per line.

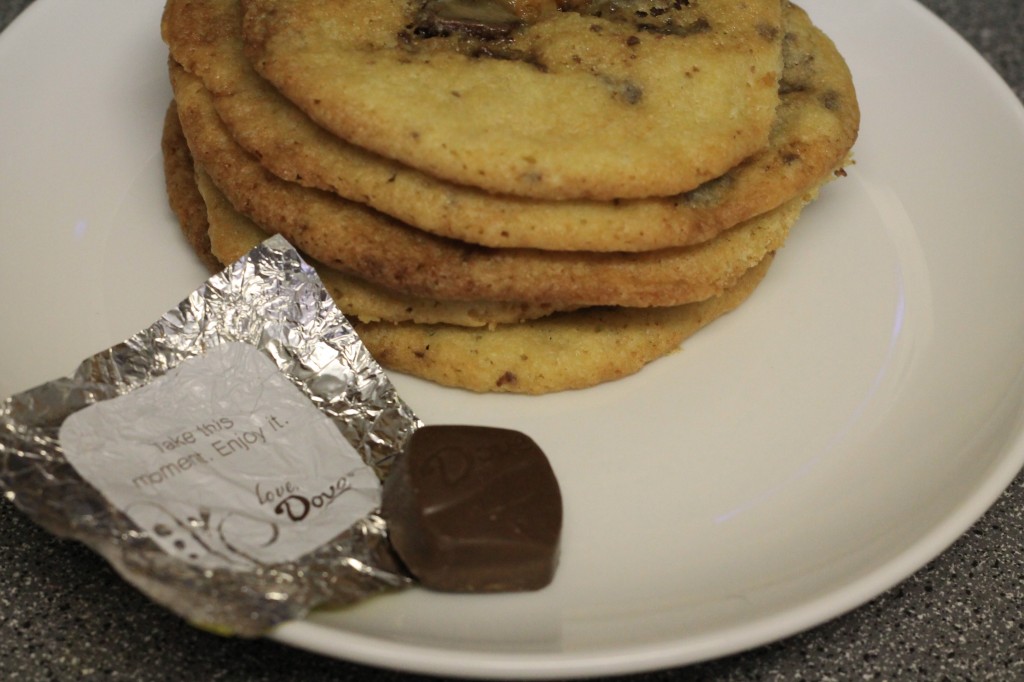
xmin=0 ymin=235 xmax=420 ymax=636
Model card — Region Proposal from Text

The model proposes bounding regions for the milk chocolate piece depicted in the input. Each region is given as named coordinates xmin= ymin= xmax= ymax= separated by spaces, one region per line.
xmin=382 ymin=425 xmax=562 ymax=592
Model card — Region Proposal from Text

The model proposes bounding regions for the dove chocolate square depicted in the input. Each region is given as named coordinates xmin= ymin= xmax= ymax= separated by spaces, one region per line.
xmin=382 ymin=424 xmax=562 ymax=592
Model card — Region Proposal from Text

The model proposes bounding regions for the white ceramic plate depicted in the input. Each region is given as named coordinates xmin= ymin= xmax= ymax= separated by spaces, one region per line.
xmin=2 ymin=1 xmax=1023 ymax=678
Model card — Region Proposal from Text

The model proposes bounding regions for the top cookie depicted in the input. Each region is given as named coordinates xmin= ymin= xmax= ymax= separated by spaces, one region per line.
xmin=241 ymin=0 xmax=784 ymax=200
xmin=166 ymin=0 xmax=855 ymax=251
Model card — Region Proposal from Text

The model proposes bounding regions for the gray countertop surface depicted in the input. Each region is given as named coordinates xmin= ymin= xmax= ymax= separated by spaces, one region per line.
xmin=2 ymin=1 xmax=1023 ymax=680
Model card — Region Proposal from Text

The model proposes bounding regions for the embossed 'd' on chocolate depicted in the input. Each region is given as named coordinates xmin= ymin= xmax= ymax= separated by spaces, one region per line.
xmin=382 ymin=425 xmax=562 ymax=592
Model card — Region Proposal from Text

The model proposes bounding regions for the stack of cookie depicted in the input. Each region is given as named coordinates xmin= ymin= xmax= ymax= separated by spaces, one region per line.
xmin=160 ymin=0 xmax=858 ymax=393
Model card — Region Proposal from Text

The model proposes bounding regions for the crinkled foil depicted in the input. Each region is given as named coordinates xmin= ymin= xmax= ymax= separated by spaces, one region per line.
xmin=0 ymin=235 xmax=420 ymax=636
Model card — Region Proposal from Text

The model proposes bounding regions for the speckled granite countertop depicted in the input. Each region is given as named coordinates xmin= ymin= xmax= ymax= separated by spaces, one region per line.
xmin=2 ymin=1 xmax=1023 ymax=680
